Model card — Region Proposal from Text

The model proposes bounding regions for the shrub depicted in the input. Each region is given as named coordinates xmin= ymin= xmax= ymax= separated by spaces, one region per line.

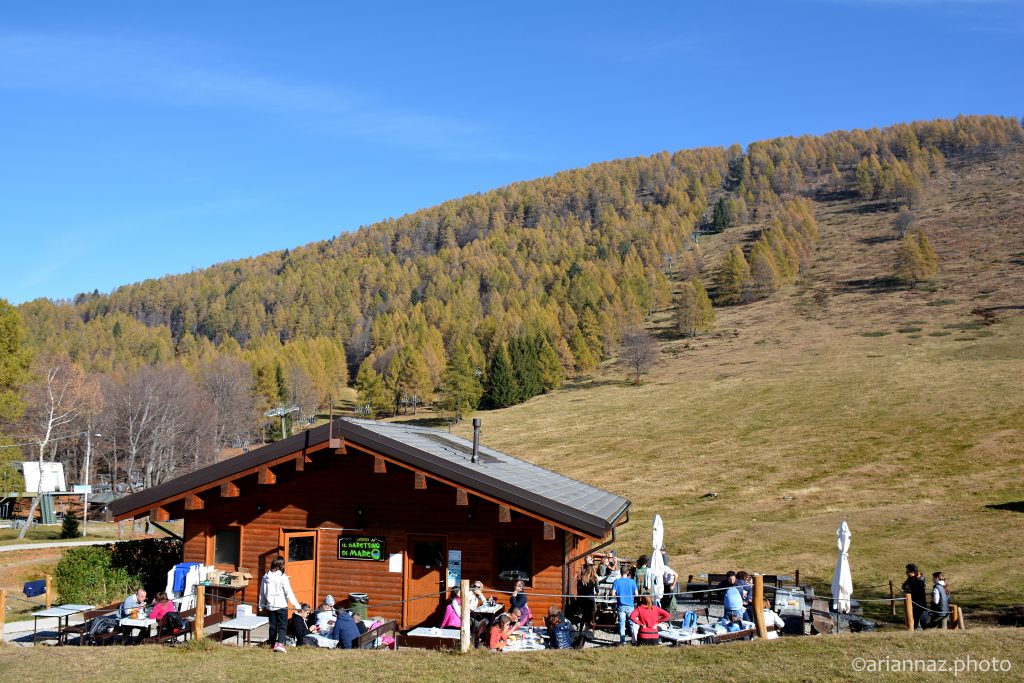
xmin=55 ymin=546 xmax=137 ymax=605
xmin=60 ymin=512 xmax=80 ymax=539
xmin=109 ymin=538 xmax=183 ymax=597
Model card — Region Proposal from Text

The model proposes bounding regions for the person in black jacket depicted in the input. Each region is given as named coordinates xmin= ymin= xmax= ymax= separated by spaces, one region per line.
xmin=288 ymin=604 xmax=313 ymax=645
xmin=902 ymin=564 xmax=928 ymax=629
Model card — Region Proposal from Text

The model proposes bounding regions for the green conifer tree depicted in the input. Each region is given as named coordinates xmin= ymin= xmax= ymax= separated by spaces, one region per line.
xmin=439 ymin=344 xmax=483 ymax=421
xmin=485 ymin=343 xmax=520 ymax=408
xmin=509 ymin=336 xmax=543 ymax=401
xmin=354 ymin=360 xmax=391 ymax=417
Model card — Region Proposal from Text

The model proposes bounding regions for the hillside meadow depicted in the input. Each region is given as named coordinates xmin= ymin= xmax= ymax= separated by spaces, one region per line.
xmin=441 ymin=146 xmax=1024 ymax=615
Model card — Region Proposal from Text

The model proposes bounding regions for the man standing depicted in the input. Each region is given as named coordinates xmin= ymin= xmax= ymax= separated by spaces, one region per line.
xmin=902 ymin=563 xmax=927 ymax=629
xmin=611 ymin=567 xmax=639 ymax=645
xmin=259 ymin=556 xmax=302 ymax=652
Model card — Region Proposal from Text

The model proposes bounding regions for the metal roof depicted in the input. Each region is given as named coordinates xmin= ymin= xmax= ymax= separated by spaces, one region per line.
xmin=110 ymin=418 xmax=629 ymax=539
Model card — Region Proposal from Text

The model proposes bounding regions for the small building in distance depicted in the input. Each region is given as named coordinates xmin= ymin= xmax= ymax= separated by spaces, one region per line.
xmin=109 ymin=418 xmax=630 ymax=628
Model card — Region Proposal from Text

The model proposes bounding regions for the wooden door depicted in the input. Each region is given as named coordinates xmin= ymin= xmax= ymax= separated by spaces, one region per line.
xmin=405 ymin=535 xmax=447 ymax=628
xmin=283 ymin=530 xmax=317 ymax=608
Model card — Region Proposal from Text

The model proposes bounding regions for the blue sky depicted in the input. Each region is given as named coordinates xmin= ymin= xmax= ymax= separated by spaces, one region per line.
xmin=1 ymin=0 xmax=1021 ymax=304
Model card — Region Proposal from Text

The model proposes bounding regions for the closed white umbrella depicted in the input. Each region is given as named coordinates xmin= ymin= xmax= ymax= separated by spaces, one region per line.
xmin=649 ymin=515 xmax=666 ymax=601
xmin=831 ymin=520 xmax=853 ymax=613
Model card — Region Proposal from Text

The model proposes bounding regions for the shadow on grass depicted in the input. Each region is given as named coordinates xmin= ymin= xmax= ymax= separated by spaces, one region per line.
xmin=858 ymin=235 xmax=897 ymax=246
xmin=986 ymin=501 xmax=1024 ymax=513
xmin=560 ymin=378 xmax=626 ymax=392
xmin=836 ymin=200 xmax=894 ymax=215
xmin=837 ymin=276 xmax=903 ymax=294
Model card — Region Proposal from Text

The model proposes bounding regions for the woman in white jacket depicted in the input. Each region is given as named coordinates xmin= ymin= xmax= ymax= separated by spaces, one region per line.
xmin=259 ymin=556 xmax=302 ymax=652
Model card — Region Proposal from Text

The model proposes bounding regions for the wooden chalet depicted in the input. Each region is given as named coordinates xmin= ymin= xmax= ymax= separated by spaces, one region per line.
xmin=109 ymin=418 xmax=630 ymax=628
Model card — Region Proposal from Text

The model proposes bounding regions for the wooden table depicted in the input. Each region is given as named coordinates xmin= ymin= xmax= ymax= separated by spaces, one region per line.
xmin=219 ymin=615 xmax=269 ymax=646
xmin=504 ymin=626 xmax=547 ymax=652
xmin=659 ymin=628 xmax=714 ymax=646
xmin=119 ymin=617 xmax=157 ymax=643
xmin=33 ymin=606 xmax=92 ymax=643
xmin=400 ymin=627 xmax=461 ymax=650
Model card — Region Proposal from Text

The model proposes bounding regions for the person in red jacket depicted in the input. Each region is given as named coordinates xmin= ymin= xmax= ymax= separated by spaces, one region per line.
xmin=629 ymin=595 xmax=671 ymax=645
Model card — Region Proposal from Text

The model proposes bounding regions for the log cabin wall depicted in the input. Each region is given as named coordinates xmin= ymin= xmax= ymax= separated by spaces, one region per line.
xmin=180 ymin=446 xmax=569 ymax=627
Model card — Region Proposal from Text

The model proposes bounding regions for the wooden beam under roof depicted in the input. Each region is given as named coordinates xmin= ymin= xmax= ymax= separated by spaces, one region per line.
xmin=221 ymin=481 xmax=240 ymax=498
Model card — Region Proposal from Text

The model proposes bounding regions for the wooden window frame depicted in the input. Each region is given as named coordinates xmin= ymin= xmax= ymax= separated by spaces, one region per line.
xmin=207 ymin=525 xmax=243 ymax=571
xmin=493 ymin=536 xmax=534 ymax=588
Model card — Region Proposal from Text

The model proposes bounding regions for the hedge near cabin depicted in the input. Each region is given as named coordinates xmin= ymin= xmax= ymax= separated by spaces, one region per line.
xmin=54 ymin=539 xmax=183 ymax=605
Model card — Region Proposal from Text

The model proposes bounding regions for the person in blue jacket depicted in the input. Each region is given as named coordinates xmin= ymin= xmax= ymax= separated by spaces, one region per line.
xmin=329 ymin=609 xmax=362 ymax=649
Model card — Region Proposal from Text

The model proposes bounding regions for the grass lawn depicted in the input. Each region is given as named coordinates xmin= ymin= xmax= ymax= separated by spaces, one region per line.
xmin=0 ymin=521 xmax=125 ymax=547
xmin=1 ymin=629 xmax=1021 ymax=682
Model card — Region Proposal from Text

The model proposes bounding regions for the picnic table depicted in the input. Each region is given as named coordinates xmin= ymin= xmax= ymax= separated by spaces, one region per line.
xmin=219 ymin=615 xmax=269 ymax=646
xmin=659 ymin=627 xmax=714 ymax=646
xmin=32 ymin=605 xmax=95 ymax=643
xmin=119 ymin=617 xmax=157 ymax=643
xmin=504 ymin=626 xmax=547 ymax=652
xmin=401 ymin=627 xmax=461 ymax=650
xmin=472 ymin=603 xmax=503 ymax=616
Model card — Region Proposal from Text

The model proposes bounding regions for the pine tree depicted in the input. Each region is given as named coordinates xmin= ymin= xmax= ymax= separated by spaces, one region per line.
xmin=569 ymin=327 xmax=597 ymax=374
xmin=0 ymin=299 xmax=32 ymax=423
xmin=677 ymin=278 xmax=715 ymax=337
xmin=354 ymin=360 xmax=391 ymax=417
xmin=438 ymin=344 xmax=483 ymax=421
xmin=917 ymin=231 xmax=938 ymax=279
xmin=485 ymin=344 xmax=520 ymax=408
xmin=855 ymin=158 xmax=874 ymax=199
xmin=715 ymin=245 xmax=750 ymax=305
xmin=895 ymin=232 xmax=927 ymax=288
xmin=509 ymin=336 xmax=543 ymax=401
xmin=536 ymin=336 xmax=564 ymax=391
xmin=61 ymin=511 xmax=80 ymax=539
xmin=712 ymin=196 xmax=731 ymax=232
xmin=274 ymin=363 xmax=289 ymax=404
xmin=745 ymin=241 xmax=782 ymax=301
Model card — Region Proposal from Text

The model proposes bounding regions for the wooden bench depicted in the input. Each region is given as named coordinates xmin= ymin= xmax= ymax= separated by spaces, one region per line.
xmin=354 ymin=619 xmax=398 ymax=650
xmin=143 ymin=608 xmax=196 ymax=646
xmin=713 ymin=628 xmax=755 ymax=644
xmin=59 ymin=603 xmax=120 ymax=646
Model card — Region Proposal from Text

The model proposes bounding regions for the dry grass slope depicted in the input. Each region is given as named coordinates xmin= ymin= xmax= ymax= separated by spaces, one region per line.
xmin=444 ymin=146 xmax=1024 ymax=613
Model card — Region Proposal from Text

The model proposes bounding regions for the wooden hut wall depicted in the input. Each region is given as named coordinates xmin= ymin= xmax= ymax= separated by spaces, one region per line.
xmin=180 ymin=446 xmax=568 ymax=626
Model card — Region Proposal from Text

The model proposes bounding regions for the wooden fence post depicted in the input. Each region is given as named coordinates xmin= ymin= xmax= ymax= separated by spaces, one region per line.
xmin=195 ymin=585 xmax=205 ymax=640
xmin=889 ymin=581 xmax=896 ymax=616
xmin=45 ymin=575 xmax=52 ymax=609
xmin=753 ymin=575 xmax=767 ymax=639
xmin=459 ymin=579 xmax=470 ymax=653
xmin=794 ymin=569 xmax=800 ymax=587
xmin=957 ymin=605 xmax=966 ymax=630
xmin=904 ymin=593 xmax=914 ymax=631
xmin=0 ymin=589 xmax=7 ymax=641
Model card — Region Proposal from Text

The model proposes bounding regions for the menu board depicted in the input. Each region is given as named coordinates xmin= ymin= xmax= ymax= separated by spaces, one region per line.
xmin=338 ymin=535 xmax=387 ymax=561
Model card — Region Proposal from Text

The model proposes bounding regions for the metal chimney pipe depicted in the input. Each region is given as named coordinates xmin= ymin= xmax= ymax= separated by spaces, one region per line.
xmin=471 ymin=418 xmax=481 ymax=464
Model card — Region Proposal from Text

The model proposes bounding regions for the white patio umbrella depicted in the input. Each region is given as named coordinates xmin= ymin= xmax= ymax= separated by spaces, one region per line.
xmin=649 ymin=514 xmax=666 ymax=601
xmin=831 ymin=520 xmax=853 ymax=613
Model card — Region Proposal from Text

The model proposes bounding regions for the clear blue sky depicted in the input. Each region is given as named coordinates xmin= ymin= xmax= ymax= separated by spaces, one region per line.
xmin=1 ymin=0 xmax=1021 ymax=304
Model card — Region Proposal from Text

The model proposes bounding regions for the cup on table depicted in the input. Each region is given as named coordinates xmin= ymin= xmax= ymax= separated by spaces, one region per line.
xmin=131 ymin=608 xmax=139 ymax=619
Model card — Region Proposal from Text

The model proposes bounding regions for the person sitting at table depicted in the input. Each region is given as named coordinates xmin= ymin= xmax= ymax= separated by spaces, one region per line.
xmin=329 ymin=608 xmax=362 ymax=649
xmin=148 ymin=592 xmax=175 ymax=622
xmin=118 ymin=587 xmax=148 ymax=619
xmin=761 ymin=598 xmax=784 ymax=639
xmin=440 ymin=587 xmax=462 ymax=628
xmin=718 ymin=613 xmax=744 ymax=632
xmin=313 ymin=602 xmax=336 ymax=633
xmin=289 ymin=604 xmax=313 ymax=645
xmin=629 ymin=595 xmax=671 ymax=646
xmin=735 ymin=571 xmax=753 ymax=621
xmin=717 ymin=571 xmax=737 ymax=604
xmin=509 ymin=580 xmax=532 ymax=625
xmin=466 ymin=580 xmax=487 ymax=610
xmin=545 ymin=606 xmax=579 ymax=650
xmin=489 ymin=613 xmax=513 ymax=651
